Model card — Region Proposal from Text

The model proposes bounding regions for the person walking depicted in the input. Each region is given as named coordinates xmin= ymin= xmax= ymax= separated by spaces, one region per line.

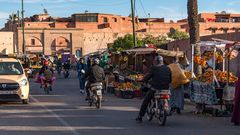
xmin=170 ymin=62 xmax=185 ymax=114
xmin=77 ymin=58 xmax=88 ymax=93
xmin=231 ymin=74 xmax=240 ymax=126
xmin=170 ymin=85 xmax=185 ymax=114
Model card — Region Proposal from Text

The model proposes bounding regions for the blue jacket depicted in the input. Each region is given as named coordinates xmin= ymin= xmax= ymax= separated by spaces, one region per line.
xmin=77 ymin=62 xmax=87 ymax=78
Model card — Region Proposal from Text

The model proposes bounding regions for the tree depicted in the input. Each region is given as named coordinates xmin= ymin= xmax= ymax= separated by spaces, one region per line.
xmin=142 ymin=35 xmax=168 ymax=47
xmin=112 ymin=34 xmax=143 ymax=51
xmin=187 ymin=0 xmax=202 ymax=75
xmin=167 ymin=29 xmax=189 ymax=40
xmin=7 ymin=13 xmax=18 ymax=22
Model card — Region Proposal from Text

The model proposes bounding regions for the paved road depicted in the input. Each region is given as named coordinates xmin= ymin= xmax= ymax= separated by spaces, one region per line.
xmin=0 ymin=73 xmax=239 ymax=135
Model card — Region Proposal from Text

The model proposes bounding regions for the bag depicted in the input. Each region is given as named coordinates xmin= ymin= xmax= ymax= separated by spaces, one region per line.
xmin=168 ymin=63 xmax=189 ymax=89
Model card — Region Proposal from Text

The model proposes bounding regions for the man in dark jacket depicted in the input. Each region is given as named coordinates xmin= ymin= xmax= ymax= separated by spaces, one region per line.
xmin=136 ymin=55 xmax=172 ymax=123
xmin=85 ymin=58 xmax=105 ymax=99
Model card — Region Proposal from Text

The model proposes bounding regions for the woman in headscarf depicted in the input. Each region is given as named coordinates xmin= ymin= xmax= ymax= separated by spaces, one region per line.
xmin=231 ymin=74 xmax=240 ymax=126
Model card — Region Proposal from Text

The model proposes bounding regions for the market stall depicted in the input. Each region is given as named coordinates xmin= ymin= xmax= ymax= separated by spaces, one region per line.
xmin=109 ymin=48 xmax=155 ymax=99
xmin=108 ymin=47 xmax=186 ymax=99
xmin=190 ymin=41 xmax=239 ymax=115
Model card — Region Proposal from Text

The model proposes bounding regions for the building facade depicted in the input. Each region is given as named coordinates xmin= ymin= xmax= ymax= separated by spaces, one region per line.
xmin=0 ymin=32 xmax=14 ymax=54
xmin=2 ymin=12 xmax=240 ymax=56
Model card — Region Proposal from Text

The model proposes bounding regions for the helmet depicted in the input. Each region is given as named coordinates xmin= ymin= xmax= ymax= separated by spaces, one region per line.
xmin=93 ymin=58 xmax=100 ymax=65
xmin=44 ymin=61 xmax=49 ymax=66
xmin=155 ymin=55 xmax=163 ymax=65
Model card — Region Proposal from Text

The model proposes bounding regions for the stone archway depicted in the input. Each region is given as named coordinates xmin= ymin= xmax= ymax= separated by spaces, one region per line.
xmin=51 ymin=36 xmax=71 ymax=55
xmin=25 ymin=36 xmax=43 ymax=54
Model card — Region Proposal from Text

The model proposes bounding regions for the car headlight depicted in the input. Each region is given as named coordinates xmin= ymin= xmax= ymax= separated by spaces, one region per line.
xmin=19 ymin=79 xmax=28 ymax=87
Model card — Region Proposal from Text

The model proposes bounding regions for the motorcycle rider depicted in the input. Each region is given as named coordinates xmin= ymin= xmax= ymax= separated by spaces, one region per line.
xmin=39 ymin=61 xmax=54 ymax=89
xmin=84 ymin=58 xmax=105 ymax=100
xmin=136 ymin=55 xmax=172 ymax=123
xmin=63 ymin=60 xmax=71 ymax=77
xmin=56 ymin=58 xmax=62 ymax=74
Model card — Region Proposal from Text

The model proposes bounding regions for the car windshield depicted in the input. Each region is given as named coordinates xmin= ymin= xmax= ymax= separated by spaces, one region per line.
xmin=0 ymin=62 xmax=24 ymax=75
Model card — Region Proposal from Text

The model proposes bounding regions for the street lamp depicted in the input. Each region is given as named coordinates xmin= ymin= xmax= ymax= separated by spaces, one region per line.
xmin=21 ymin=0 xmax=25 ymax=54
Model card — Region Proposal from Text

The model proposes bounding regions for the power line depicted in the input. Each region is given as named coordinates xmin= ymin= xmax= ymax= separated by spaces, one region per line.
xmin=139 ymin=0 xmax=148 ymax=18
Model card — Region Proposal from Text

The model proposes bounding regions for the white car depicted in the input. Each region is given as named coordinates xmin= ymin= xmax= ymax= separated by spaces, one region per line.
xmin=0 ymin=57 xmax=30 ymax=104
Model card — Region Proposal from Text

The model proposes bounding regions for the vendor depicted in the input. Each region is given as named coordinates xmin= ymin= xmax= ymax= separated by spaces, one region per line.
xmin=231 ymin=74 xmax=240 ymax=126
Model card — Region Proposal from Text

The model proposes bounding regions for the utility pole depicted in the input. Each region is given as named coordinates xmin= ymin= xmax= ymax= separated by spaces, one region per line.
xmin=130 ymin=0 xmax=137 ymax=48
xmin=21 ymin=0 xmax=26 ymax=54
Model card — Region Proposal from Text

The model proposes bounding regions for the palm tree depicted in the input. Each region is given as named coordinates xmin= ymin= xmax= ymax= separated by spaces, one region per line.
xmin=7 ymin=13 xmax=18 ymax=31
xmin=8 ymin=13 xmax=18 ymax=22
xmin=187 ymin=0 xmax=202 ymax=75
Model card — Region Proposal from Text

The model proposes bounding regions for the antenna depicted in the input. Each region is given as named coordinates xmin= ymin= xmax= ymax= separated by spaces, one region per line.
xmin=41 ymin=3 xmax=48 ymax=14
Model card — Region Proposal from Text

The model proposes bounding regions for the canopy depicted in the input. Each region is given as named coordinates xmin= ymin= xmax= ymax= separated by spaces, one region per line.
xmin=123 ymin=48 xmax=156 ymax=55
xmin=156 ymin=49 xmax=184 ymax=58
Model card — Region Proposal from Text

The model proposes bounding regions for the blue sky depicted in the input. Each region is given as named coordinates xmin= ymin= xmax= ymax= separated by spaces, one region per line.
xmin=0 ymin=0 xmax=240 ymax=28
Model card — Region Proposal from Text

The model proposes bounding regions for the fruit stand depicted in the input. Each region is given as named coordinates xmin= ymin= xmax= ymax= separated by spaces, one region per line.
xmin=190 ymin=41 xmax=239 ymax=115
xmin=109 ymin=47 xmax=186 ymax=99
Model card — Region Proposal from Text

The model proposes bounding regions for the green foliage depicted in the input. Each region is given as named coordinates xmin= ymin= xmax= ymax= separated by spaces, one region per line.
xmin=142 ymin=35 xmax=168 ymax=47
xmin=167 ymin=29 xmax=189 ymax=40
xmin=112 ymin=34 xmax=143 ymax=51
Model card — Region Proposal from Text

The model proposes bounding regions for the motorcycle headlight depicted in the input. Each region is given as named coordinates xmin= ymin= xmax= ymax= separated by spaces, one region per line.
xmin=19 ymin=79 xmax=28 ymax=87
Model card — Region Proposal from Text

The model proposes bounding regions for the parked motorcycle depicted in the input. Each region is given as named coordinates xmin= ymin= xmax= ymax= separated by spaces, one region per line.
xmin=88 ymin=82 xmax=103 ymax=109
xmin=146 ymin=89 xmax=171 ymax=126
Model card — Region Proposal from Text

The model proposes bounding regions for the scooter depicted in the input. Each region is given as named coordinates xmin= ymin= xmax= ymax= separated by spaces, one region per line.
xmin=146 ymin=89 xmax=171 ymax=126
xmin=88 ymin=82 xmax=103 ymax=109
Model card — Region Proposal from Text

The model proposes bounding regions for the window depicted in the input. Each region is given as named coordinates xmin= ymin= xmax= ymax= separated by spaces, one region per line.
xmin=223 ymin=29 xmax=228 ymax=34
xmin=212 ymin=29 xmax=216 ymax=34
xmin=31 ymin=39 xmax=35 ymax=45
xmin=0 ymin=62 xmax=23 ymax=75
xmin=103 ymin=17 xmax=108 ymax=23
xmin=113 ymin=18 xmax=117 ymax=22
xmin=75 ymin=15 xmax=98 ymax=22
xmin=122 ymin=18 xmax=126 ymax=20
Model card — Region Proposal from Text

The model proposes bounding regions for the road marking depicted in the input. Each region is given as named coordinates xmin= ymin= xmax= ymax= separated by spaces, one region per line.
xmin=30 ymin=85 xmax=80 ymax=135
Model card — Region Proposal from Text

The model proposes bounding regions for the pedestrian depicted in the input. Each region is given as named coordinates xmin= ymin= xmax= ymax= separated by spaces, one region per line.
xmin=231 ymin=74 xmax=240 ymax=126
xmin=77 ymin=58 xmax=88 ymax=93
xmin=87 ymin=57 xmax=91 ymax=68
xmin=170 ymin=85 xmax=185 ymax=114
xmin=170 ymin=62 xmax=185 ymax=114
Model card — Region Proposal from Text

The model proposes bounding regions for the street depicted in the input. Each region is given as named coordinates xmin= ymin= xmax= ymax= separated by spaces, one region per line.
xmin=0 ymin=73 xmax=239 ymax=135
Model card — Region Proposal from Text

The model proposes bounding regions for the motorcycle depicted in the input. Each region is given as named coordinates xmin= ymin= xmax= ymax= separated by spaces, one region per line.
xmin=63 ymin=69 xmax=69 ymax=78
xmin=56 ymin=66 xmax=62 ymax=75
xmin=88 ymin=82 xmax=103 ymax=109
xmin=43 ymin=79 xmax=52 ymax=94
xmin=146 ymin=89 xmax=171 ymax=126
